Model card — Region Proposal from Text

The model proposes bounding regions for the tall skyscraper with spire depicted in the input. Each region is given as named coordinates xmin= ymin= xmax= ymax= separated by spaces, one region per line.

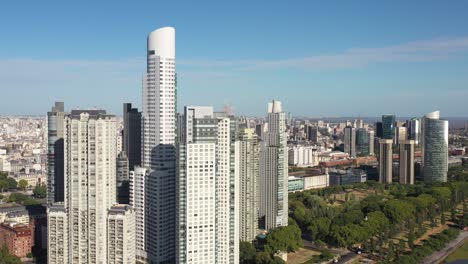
xmin=141 ymin=26 xmax=177 ymax=263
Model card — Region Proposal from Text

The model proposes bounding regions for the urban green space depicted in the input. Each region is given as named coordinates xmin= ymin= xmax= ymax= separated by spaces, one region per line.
xmin=240 ymin=164 xmax=468 ymax=264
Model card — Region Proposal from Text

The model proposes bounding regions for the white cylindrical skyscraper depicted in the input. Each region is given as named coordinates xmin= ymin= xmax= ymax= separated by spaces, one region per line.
xmin=141 ymin=26 xmax=177 ymax=263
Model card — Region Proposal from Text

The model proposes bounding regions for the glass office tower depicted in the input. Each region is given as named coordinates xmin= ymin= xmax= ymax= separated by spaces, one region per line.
xmin=382 ymin=115 xmax=396 ymax=140
xmin=421 ymin=111 xmax=448 ymax=183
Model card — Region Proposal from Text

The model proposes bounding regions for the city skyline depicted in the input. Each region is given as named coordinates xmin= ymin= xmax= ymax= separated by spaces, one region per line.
xmin=1 ymin=1 xmax=468 ymax=117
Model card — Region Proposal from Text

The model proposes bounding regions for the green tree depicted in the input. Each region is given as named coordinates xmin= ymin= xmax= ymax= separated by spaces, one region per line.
xmin=383 ymin=200 xmax=416 ymax=224
xmin=0 ymin=245 xmax=22 ymax=264
xmin=408 ymin=232 xmax=415 ymax=249
xmin=307 ymin=217 xmax=331 ymax=241
xmin=0 ymin=180 xmax=8 ymax=192
xmin=18 ymin=180 xmax=28 ymax=190
xmin=6 ymin=178 xmax=17 ymax=190
xmin=264 ymin=225 xmax=302 ymax=254
xmin=255 ymin=252 xmax=272 ymax=264
xmin=33 ymin=184 xmax=47 ymax=198
xmin=240 ymin=241 xmax=256 ymax=264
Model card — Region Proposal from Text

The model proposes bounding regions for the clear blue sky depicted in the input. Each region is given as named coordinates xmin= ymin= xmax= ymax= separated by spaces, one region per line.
xmin=1 ymin=0 xmax=467 ymax=117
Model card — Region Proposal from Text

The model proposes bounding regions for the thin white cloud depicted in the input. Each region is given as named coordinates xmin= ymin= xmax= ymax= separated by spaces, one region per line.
xmin=179 ymin=36 xmax=468 ymax=71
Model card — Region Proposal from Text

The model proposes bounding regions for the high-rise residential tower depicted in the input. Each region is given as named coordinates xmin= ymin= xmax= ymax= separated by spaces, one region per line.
xmin=67 ymin=110 xmax=117 ymax=263
xmin=236 ymin=128 xmax=259 ymax=242
xmin=47 ymin=102 xmax=65 ymax=204
xmin=379 ymin=139 xmax=393 ymax=183
xmin=421 ymin=111 xmax=449 ymax=183
xmin=129 ymin=166 xmax=149 ymax=263
xmin=259 ymin=100 xmax=288 ymax=230
xmin=107 ymin=204 xmax=136 ymax=264
xmin=399 ymin=140 xmax=415 ymax=184
xmin=175 ymin=106 xmax=238 ymax=264
xmin=141 ymin=27 xmax=177 ymax=263
xmin=47 ymin=203 xmax=68 ymax=264
xmin=344 ymin=126 xmax=356 ymax=157
xmin=116 ymin=151 xmax=130 ymax=204
xmin=123 ymin=103 xmax=141 ymax=171
xmin=47 ymin=110 xmax=118 ymax=264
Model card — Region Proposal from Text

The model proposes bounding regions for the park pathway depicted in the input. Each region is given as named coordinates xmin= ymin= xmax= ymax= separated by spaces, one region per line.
xmin=422 ymin=230 xmax=468 ymax=264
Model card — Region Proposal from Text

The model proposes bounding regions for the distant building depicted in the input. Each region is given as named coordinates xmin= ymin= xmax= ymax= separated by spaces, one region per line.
xmin=344 ymin=126 xmax=356 ymax=157
xmin=368 ymin=130 xmax=375 ymax=156
xmin=422 ymin=111 xmax=449 ymax=183
xmin=382 ymin=115 xmax=395 ymax=140
xmin=395 ymin=126 xmax=407 ymax=145
xmin=329 ymin=169 xmax=367 ymax=186
xmin=375 ymin=122 xmax=383 ymax=138
xmin=406 ymin=118 xmax=420 ymax=145
xmin=288 ymin=176 xmax=304 ymax=192
xmin=307 ymin=126 xmax=319 ymax=143
xmin=0 ymin=157 xmax=11 ymax=172
xmin=379 ymin=139 xmax=393 ymax=183
xmin=399 ymin=140 xmax=415 ymax=184
xmin=0 ymin=222 xmax=34 ymax=258
xmin=356 ymin=128 xmax=369 ymax=156
xmin=288 ymin=145 xmax=318 ymax=167
xmin=303 ymin=173 xmax=328 ymax=190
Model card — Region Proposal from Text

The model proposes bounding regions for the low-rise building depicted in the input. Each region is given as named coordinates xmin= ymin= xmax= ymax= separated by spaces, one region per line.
xmin=303 ymin=173 xmax=329 ymax=190
xmin=288 ymin=176 xmax=304 ymax=192
xmin=0 ymin=203 xmax=29 ymax=225
xmin=329 ymin=169 xmax=367 ymax=186
xmin=0 ymin=157 xmax=11 ymax=172
xmin=11 ymin=173 xmax=45 ymax=188
xmin=0 ymin=222 xmax=34 ymax=258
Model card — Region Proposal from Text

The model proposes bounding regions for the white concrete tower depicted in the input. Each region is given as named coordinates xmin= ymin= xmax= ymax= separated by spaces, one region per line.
xmin=259 ymin=100 xmax=289 ymax=230
xmin=235 ymin=128 xmax=259 ymax=242
xmin=141 ymin=27 xmax=177 ymax=263
xmin=107 ymin=204 xmax=136 ymax=264
xmin=175 ymin=106 xmax=239 ymax=264
xmin=64 ymin=110 xmax=117 ymax=263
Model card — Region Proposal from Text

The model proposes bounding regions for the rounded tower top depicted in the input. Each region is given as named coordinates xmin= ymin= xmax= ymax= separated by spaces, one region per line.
xmin=424 ymin=111 xmax=440 ymax=119
xmin=147 ymin=27 xmax=175 ymax=58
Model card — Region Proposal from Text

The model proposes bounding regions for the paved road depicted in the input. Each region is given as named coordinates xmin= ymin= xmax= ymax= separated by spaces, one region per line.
xmin=335 ymin=252 xmax=358 ymax=264
xmin=422 ymin=230 xmax=468 ymax=264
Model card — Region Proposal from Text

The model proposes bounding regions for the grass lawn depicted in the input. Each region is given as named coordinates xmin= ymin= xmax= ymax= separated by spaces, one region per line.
xmin=444 ymin=240 xmax=468 ymax=263
xmin=287 ymin=247 xmax=321 ymax=264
